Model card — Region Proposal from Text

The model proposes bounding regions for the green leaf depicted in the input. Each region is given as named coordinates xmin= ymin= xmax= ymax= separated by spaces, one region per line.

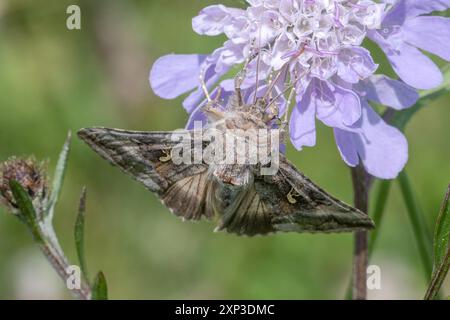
xmin=424 ymin=186 xmax=450 ymax=300
xmin=75 ymin=187 xmax=89 ymax=281
xmin=9 ymin=180 xmax=43 ymax=243
xmin=425 ymin=244 xmax=450 ymax=300
xmin=434 ymin=186 xmax=450 ymax=270
xmin=390 ymin=64 xmax=450 ymax=131
xmin=91 ymin=271 xmax=108 ymax=300
xmin=46 ymin=132 xmax=71 ymax=220
xmin=398 ymin=171 xmax=433 ymax=280
xmin=368 ymin=180 xmax=392 ymax=255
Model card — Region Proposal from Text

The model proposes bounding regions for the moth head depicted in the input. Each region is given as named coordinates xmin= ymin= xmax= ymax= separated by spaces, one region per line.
xmin=254 ymin=98 xmax=280 ymax=124
xmin=203 ymin=101 xmax=225 ymax=122
xmin=244 ymin=97 xmax=267 ymax=120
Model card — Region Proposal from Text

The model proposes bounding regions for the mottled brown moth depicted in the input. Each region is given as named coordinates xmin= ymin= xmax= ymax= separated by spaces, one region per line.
xmin=78 ymin=69 xmax=374 ymax=236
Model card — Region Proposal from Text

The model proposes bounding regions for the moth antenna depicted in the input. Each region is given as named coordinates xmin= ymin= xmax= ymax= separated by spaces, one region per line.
xmin=265 ymin=69 xmax=303 ymax=114
xmin=263 ymin=43 xmax=307 ymax=103
xmin=253 ymin=26 xmax=263 ymax=104
xmin=266 ymin=70 xmax=274 ymax=86
xmin=234 ymin=39 xmax=256 ymax=106
xmin=262 ymin=63 xmax=288 ymax=102
xmin=199 ymin=68 xmax=212 ymax=102
xmin=284 ymin=86 xmax=296 ymax=122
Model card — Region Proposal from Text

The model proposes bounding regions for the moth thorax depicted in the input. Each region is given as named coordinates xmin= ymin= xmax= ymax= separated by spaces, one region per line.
xmin=224 ymin=112 xmax=268 ymax=131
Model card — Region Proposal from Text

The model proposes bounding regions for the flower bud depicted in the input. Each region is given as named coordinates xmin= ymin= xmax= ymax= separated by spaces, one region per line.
xmin=0 ymin=157 xmax=48 ymax=214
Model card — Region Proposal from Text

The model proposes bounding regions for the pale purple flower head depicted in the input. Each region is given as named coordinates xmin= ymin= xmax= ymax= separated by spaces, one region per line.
xmin=150 ymin=0 xmax=450 ymax=179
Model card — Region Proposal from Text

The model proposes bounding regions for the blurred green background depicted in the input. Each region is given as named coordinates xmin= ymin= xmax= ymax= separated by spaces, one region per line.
xmin=0 ymin=0 xmax=449 ymax=299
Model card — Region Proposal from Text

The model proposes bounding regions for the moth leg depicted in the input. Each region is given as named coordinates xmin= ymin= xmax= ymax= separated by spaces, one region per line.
xmin=279 ymin=120 xmax=288 ymax=144
xmin=234 ymin=71 xmax=245 ymax=106
xmin=202 ymin=87 xmax=225 ymax=121
xmin=199 ymin=68 xmax=212 ymax=102
xmin=213 ymin=86 xmax=222 ymax=105
xmin=235 ymin=49 xmax=253 ymax=107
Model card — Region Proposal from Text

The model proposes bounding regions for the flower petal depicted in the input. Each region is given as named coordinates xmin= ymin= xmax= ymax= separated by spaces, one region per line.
xmin=374 ymin=36 xmax=443 ymax=89
xmin=192 ymin=5 xmax=243 ymax=36
xmin=337 ymin=47 xmax=378 ymax=84
xmin=403 ymin=16 xmax=450 ymax=61
xmin=289 ymin=90 xmax=316 ymax=150
xmin=336 ymin=86 xmax=362 ymax=126
xmin=212 ymin=41 xmax=246 ymax=74
xmin=361 ymin=75 xmax=419 ymax=110
xmin=334 ymin=128 xmax=359 ymax=167
xmin=403 ymin=0 xmax=450 ymax=18
xmin=150 ymin=54 xmax=207 ymax=99
xmin=383 ymin=0 xmax=450 ymax=26
xmin=334 ymin=102 xmax=408 ymax=179
xmin=316 ymin=82 xmax=361 ymax=128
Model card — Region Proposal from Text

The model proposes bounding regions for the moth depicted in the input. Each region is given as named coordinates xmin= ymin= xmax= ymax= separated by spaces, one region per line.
xmin=78 ymin=70 xmax=374 ymax=236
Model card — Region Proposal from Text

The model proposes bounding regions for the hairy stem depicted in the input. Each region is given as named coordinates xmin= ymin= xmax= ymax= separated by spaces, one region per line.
xmin=38 ymin=220 xmax=91 ymax=300
xmin=351 ymin=165 xmax=370 ymax=300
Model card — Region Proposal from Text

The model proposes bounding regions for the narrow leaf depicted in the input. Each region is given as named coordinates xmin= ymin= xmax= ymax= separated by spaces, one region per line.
xmin=434 ymin=185 xmax=450 ymax=270
xmin=75 ymin=187 xmax=89 ymax=281
xmin=46 ymin=132 xmax=72 ymax=220
xmin=91 ymin=271 xmax=108 ymax=300
xmin=398 ymin=171 xmax=433 ymax=279
xmin=424 ymin=186 xmax=450 ymax=300
xmin=368 ymin=180 xmax=392 ymax=256
xmin=9 ymin=180 xmax=43 ymax=243
xmin=425 ymin=249 xmax=450 ymax=300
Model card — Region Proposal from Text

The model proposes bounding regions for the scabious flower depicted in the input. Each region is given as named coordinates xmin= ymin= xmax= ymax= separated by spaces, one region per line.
xmin=149 ymin=0 xmax=449 ymax=179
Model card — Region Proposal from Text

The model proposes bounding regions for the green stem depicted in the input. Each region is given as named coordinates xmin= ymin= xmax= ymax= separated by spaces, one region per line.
xmin=398 ymin=171 xmax=433 ymax=280
xmin=38 ymin=233 xmax=92 ymax=300
xmin=368 ymin=180 xmax=392 ymax=256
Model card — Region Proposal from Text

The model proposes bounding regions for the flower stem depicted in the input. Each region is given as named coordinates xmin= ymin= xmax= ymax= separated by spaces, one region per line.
xmin=351 ymin=165 xmax=370 ymax=300
xmin=38 ymin=234 xmax=92 ymax=300
xmin=36 ymin=219 xmax=92 ymax=300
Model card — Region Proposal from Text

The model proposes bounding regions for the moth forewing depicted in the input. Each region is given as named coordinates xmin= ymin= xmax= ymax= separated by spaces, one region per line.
xmin=270 ymin=158 xmax=375 ymax=233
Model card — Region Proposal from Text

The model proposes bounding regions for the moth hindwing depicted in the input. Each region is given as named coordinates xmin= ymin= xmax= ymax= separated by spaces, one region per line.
xmin=78 ymin=127 xmax=374 ymax=236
